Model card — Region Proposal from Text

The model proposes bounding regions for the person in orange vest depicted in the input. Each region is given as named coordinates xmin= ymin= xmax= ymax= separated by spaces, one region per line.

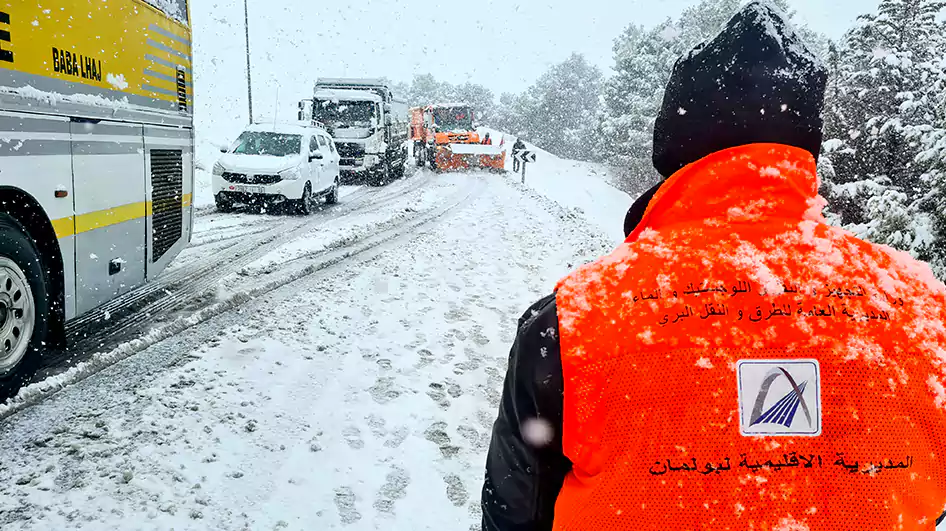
xmin=480 ymin=2 xmax=946 ymax=530
xmin=482 ymin=132 xmax=492 ymax=145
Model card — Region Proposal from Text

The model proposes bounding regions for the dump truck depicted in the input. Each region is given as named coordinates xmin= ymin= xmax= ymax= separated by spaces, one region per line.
xmin=409 ymin=103 xmax=505 ymax=172
xmin=298 ymin=78 xmax=409 ymax=186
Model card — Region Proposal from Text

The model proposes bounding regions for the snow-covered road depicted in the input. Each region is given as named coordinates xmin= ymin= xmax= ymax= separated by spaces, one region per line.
xmin=0 ymin=171 xmax=614 ymax=530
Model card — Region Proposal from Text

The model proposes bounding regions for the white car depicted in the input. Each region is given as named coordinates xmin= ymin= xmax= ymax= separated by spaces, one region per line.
xmin=212 ymin=123 xmax=341 ymax=214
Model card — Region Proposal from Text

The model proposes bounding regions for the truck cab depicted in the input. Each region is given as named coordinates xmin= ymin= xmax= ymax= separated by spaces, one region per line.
xmin=300 ymin=78 xmax=409 ymax=187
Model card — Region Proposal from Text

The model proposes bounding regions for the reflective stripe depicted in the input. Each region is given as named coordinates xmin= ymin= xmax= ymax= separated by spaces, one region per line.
xmin=53 ymin=193 xmax=193 ymax=239
xmin=143 ymin=68 xmax=193 ymax=88
xmin=51 ymin=217 xmax=75 ymax=239
xmin=148 ymin=23 xmax=191 ymax=46
xmin=145 ymin=54 xmax=190 ymax=73
xmin=142 ymin=83 xmax=193 ymax=102
xmin=146 ymin=39 xmax=191 ymax=61
xmin=75 ymin=202 xmax=147 ymax=233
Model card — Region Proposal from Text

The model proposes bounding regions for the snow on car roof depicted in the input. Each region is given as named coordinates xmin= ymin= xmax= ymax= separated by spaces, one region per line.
xmin=245 ymin=121 xmax=328 ymax=135
xmin=313 ymin=89 xmax=382 ymax=103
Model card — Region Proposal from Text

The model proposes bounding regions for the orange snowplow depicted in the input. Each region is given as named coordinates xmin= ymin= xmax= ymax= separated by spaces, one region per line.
xmin=409 ymin=104 xmax=506 ymax=172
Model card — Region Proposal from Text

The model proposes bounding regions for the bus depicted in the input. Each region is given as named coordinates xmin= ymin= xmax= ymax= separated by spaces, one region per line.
xmin=0 ymin=0 xmax=194 ymax=399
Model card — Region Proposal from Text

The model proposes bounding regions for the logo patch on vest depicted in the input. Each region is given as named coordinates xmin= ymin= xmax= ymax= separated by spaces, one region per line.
xmin=737 ymin=359 xmax=821 ymax=437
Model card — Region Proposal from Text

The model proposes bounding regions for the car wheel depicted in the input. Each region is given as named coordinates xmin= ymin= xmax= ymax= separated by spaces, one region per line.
xmin=297 ymin=182 xmax=314 ymax=215
xmin=0 ymin=214 xmax=50 ymax=402
xmin=325 ymin=178 xmax=339 ymax=205
xmin=215 ymin=194 xmax=235 ymax=213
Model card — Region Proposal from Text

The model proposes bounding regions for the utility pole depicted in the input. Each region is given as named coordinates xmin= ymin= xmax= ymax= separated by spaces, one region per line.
xmin=243 ymin=0 xmax=253 ymax=124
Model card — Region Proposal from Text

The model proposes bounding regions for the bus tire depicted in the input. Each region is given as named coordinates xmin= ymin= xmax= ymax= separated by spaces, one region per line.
xmin=0 ymin=213 xmax=50 ymax=402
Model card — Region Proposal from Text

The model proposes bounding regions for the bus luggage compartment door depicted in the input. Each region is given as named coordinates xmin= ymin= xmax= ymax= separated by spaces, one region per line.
xmin=70 ymin=120 xmax=148 ymax=316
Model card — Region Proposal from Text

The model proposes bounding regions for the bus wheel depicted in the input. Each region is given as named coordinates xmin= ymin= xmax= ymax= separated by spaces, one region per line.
xmin=0 ymin=214 xmax=50 ymax=402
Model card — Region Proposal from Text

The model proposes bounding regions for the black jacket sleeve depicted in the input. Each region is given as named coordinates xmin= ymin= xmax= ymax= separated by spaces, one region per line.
xmin=481 ymin=294 xmax=571 ymax=531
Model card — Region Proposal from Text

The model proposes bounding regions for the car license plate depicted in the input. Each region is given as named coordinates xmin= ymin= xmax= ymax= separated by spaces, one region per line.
xmin=234 ymin=185 xmax=265 ymax=194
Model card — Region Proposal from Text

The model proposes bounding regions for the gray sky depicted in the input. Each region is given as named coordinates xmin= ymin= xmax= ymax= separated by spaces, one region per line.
xmin=240 ymin=0 xmax=878 ymax=95
xmin=194 ymin=0 xmax=879 ymax=142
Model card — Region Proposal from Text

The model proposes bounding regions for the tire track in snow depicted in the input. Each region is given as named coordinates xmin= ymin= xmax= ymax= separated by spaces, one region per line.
xmin=1 ymin=173 xmax=486 ymax=420
xmin=58 ymin=172 xmax=435 ymax=354
xmin=64 ymin=173 xmax=432 ymax=338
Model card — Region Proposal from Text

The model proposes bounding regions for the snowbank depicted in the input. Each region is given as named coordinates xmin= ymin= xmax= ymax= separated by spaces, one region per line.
xmin=483 ymin=129 xmax=632 ymax=244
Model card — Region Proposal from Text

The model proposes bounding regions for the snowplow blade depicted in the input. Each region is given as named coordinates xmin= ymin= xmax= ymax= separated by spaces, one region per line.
xmin=448 ymin=143 xmax=506 ymax=156
xmin=435 ymin=146 xmax=506 ymax=172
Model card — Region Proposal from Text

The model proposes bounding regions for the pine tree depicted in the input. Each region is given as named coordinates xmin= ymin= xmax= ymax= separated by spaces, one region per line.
xmin=819 ymin=0 xmax=946 ymax=266
xmin=494 ymin=53 xmax=602 ymax=161
xmin=597 ymin=0 xmax=824 ymax=183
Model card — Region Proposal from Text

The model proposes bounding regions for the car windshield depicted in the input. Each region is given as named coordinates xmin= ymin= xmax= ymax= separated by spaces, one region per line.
xmin=231 ymin=132 xmax=302 ymax=157
xmin=313 ymin=100 xmax=375 ymax=128
xmin=432 ymin=108 xmax=473 ymax=132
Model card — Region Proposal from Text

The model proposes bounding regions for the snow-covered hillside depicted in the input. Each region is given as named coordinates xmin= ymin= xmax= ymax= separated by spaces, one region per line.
xmin=485 ymin=131 xmax=632 ymax=243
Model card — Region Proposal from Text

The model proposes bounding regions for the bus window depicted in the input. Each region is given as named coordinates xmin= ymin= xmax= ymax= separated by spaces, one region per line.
xmin=142 ymin=0 xmax=188 ymax=23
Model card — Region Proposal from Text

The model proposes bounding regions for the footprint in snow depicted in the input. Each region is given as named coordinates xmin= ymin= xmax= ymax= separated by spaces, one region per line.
xmin=368 ymin=377 xmax=401 ymax=404
xmin=342 ymin=426 xmax=364 ymax=450
xmin=444 ymin=474 xmax=469 ymax=507
xmin=456 ymin=425 xmax=482 ymax=448
xmin=424 ymin=421 xmax=460 ymax=458
xmin=334 ymin=487 xmax=361 ymax=525
xmin=414 ymin=349 xmax=434 ymax=369
xmin=444 ymin=307 xmax=470 ymax=323
xmin=446 ymin=381 xmax=463 ymax=399
xmin=372 ymin=465 xmax=410 ymax=515
xmin=383 ymin=426 xmax=409 ymax=449
xmin=426 ymin=383 xmax=451 ymax=410
xmin=448 ymin=328 xmax=468 ymax=341
xmin=366 ymin=414 xmax=386 ymax=438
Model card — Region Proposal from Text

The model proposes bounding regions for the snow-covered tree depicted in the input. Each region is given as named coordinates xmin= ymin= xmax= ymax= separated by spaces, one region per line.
xmin=453 ymin=82 xmax=497 ymax=125
xmin=597 ymin=0 xmax=825 ymax=182
xmin=820 ymin=0 xmax=946 ymax=272
xmin=398 ymin=74 xmax=498 ymax=125
xmin=493 ymin=53 xmax=603 ymax=161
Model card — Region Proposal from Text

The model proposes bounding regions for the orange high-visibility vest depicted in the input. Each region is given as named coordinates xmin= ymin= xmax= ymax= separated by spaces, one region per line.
xmin=554 ymin=144 xmax=946 ymax=530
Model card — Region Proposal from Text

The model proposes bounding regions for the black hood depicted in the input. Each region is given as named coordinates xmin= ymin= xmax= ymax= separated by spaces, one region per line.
xmin=651 ymin=0 xmax=828 ymax=179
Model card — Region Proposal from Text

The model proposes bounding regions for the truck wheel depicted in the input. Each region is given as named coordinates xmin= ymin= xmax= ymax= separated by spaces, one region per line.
xmin=368 ymin=159 xmax=391 ymax=187
xmin=0 ymin=214 xmax=50 ymax=402
xmin=415 ymin=144 xmax=425 ymax=167
xmin=392 ymin=157 xmax=405 ymax=180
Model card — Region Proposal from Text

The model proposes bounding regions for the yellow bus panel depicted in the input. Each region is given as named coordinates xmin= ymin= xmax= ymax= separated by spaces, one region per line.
xmin=0 ymin=0 xmax=192 ymax=114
